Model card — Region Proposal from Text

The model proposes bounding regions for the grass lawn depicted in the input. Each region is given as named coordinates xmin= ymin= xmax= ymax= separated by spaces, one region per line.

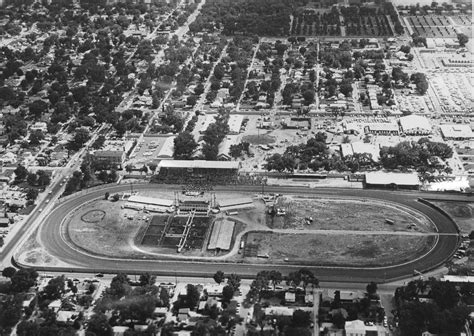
xmin=242 ymin=134 xmax=276 ymax=145
xmin=244 ymin=231 xmax=435 ymax=267
xmin=269 ymin=196 xmax=434 ymax=232
xmin=429 ymin=200 xmax=474 ymax=233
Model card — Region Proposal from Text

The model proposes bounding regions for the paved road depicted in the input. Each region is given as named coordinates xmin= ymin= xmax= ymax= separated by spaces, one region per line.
xmin=15 ymin=184 xmax=464 ymax=283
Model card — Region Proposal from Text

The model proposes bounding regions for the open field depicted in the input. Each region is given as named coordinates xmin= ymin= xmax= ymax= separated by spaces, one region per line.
xmin=244 ymin=231 xmax=436 ymax=267
xmin=67 ymin=200 xmax=146 ymax=258
xmin=429 ymin=200 xmax=474 ymax=233
xmin=269 ymin=196 xmax=434 ymax=232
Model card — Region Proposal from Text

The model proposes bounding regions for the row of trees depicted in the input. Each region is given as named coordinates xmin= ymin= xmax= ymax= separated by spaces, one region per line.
xmin=380 ymin=138 xmax=453 ymax=171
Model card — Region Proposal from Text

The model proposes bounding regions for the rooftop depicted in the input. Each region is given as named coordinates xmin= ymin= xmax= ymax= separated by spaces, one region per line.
xmin=439 ymin=124 xmax=473 ymax=139
xmin=365 ymin=172 xmax=420 ymax=186
xmin=158 ymin=160 xmax=240 ymax=170
xmin=399 ymin=115 xmax=432 ymax=132
xmin=128 ymin=195 xmax=174 ymax=207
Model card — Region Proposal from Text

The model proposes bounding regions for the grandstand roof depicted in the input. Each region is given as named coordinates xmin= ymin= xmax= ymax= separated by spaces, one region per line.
xmin=158 ymin=160 xmax=240 ymax=170
xmin=208 ymin=219 xmax=235 ymax=250
xmin=128 ymin=195 xmax=174 ymax=207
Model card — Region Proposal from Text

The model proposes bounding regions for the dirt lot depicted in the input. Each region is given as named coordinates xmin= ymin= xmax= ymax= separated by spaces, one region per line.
xmin=429 ymin=200 xmax=474 ymax=233
xmin=270 ymin=196 xmax=434 ymax=232
xmin=244 ymin=231 xmax=435 ymax=267
xmin=67 ymin=200 xmax=146 ymax=258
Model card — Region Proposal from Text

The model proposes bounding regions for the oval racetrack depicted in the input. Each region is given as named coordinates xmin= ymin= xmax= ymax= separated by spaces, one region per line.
xmin=19 ymin=184 xmax=462 ymax=282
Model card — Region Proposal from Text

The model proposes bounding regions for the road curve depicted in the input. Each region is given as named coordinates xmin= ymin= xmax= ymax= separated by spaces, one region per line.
xmin=16 ymin=184 xmax=463 ymax=283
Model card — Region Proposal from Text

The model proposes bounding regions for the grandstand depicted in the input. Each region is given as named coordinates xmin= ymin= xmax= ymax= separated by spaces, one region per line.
xmin=156 ymin=160 xmax=240 ymax=184
xmin=178 ymin=199 xmax=210 ymax=215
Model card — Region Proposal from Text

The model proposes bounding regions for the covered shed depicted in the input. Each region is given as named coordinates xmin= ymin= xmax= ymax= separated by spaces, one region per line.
xmin=208 ymin=219 xmax=235 ymax=251
xmin=364 ymin=172 xmax=420 ymax=190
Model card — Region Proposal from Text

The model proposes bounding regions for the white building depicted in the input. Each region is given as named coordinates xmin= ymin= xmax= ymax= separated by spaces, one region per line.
xmin=345 ymin=319 xmax=389 ymax=336
xmin=30 ymin=122 xmax=48 ymax=132
xmin=227 ymin=115 xmax=244 ymax=135
xmin=217 ymin=135 xmax=239 ymax=161
xmin=399 ymin=115 xmax=432 ymax=135
xmin=0 ymin=152 xmax=16 ymax=165
xmin=157 ymin=136 xmax=176 ymax=159
xmin=340 ymin=142 xmax=380 ymax=162
xmin=439 ymin=124 xmax=474 ymax=141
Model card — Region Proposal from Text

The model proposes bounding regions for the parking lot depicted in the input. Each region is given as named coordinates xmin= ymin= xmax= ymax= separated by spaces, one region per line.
xmin=429 ymin=73 xmax=474 ymax=114
xmin=457 ymin=146 xmax=474 ymax=174
xmin=128 ymin=136 xmax=172 ymax=166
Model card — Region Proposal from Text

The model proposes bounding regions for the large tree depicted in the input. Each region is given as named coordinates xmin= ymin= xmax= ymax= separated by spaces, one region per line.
xmin=213 ymin=271 xmax=225 ymax=284
xmin=87 ymin=312 xmax=113 ymax=336
xmin=173 ymin=131 xmax=198 ymax=160
xmin=457 ymin=33 xmax=469 ymax=47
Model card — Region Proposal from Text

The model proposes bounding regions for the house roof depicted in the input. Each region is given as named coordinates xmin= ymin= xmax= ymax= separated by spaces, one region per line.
xmin=365 ymin=172 xmax=420 ymax=186
xmin=264 ymin=306 xmax=294 ymax=316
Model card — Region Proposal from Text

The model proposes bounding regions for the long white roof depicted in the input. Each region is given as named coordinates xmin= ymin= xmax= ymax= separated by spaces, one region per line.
xmin=128 ymin=195 xmax=174 ymax=207
xmin=208 ymin=219 xmax=234 ymax=250
xmin=365 ymin=172 xmax=420 ymax=185
xmin=158 ymin=160 xmax=239 ymax=170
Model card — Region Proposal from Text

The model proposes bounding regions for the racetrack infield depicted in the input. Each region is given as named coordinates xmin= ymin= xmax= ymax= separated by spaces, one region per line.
xmin=62 ymin=194 xmax=437 ymax=265
xmin=244 ymin=231 xmax=436 ymax=267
